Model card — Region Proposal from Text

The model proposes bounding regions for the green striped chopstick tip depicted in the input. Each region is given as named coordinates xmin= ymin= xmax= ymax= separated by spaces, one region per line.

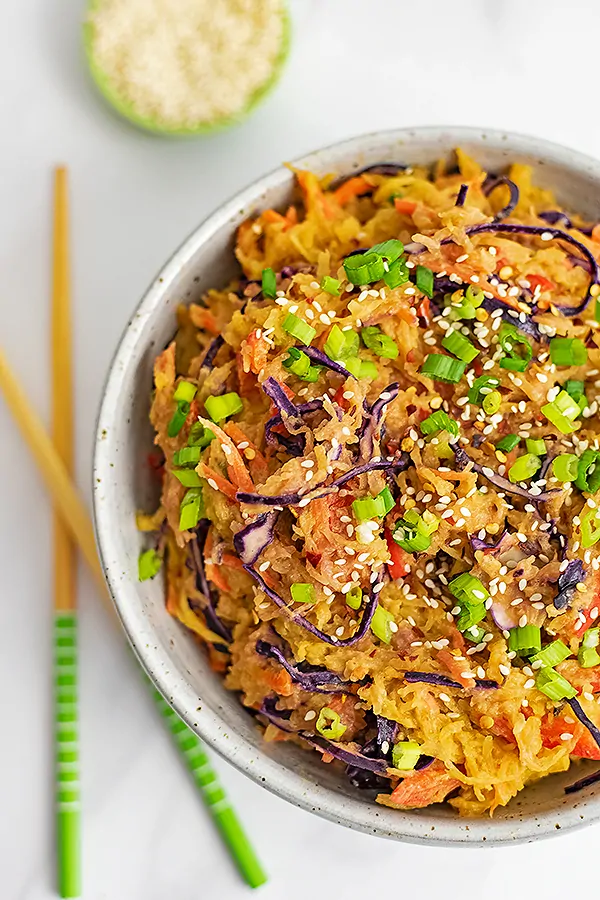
xmin=152 ymin=688 xmax=267 ymax=889
xmin=54 ymin=611 xmax=81 ymax=898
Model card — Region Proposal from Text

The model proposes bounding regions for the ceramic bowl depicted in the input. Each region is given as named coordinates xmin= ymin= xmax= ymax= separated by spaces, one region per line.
xmin=93 ymin=127 xmax=600 ymax=844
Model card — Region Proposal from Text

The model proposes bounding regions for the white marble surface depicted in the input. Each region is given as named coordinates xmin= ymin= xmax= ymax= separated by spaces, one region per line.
xmin=4 ymin=0 xmax=600 ymax=896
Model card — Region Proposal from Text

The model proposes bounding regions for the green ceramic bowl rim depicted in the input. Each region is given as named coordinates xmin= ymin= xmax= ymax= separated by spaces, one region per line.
xmin=82 ymin=0 xmax=290 ymax=137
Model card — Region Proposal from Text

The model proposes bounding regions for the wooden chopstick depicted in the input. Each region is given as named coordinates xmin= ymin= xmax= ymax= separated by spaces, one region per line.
xmin=51 ymin=166 xmax=81 ymax=898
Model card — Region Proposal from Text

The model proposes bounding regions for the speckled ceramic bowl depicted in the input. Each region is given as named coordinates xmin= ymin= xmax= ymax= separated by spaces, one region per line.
xmin=93 ymin=127 xmax=600 ymax=845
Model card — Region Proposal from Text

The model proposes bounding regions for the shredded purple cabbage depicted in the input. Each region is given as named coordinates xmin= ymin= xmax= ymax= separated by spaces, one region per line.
xmin=260 ymin=700 xmax=390 ymax=773
xmin=243 ymin=564 xmax=382 ymax=646
xmin=554 ymin=558 xmax=586 ymax=610
xmin=453 ymin=223 xmax=600 ymax=315
xmin=482 ymin=175 xmax=519 ymax=221
xmin=404 ymin=671 xmax=498 ymax=689
xmin=262 ymin=377 xmax=298 ymax=418
xmin=539 ymin=210 xmax=593 ymax=235
xmin=188 ymin=521 xmax=232 ymax=643
xmin=264 ymin=397 xmax=324 ymax=456
xmin=565 ymin=767 xmax=600 ymax=795
xmin=470 ymin=530 xmax=508 ymax=553
xmin=236 ymin=454 xmax=410 ymax=507
xmin=302 ymin=346 xmax=354 ymax=378
xmin=233 ymin=512 xmax=279 ymax=565
xmin=567 ymin=698 xmax=600 ymax=750
xmin=375 ymin=716 xmax=399 ymax=749
xmin=359 ymin=383 xmax=399 ymax=459
xmin=490 ymin=602 xmax=518 ymax=631
xmin=455 ymin=184 xmax=468 ymax=207
xmin=201 ymin=335 xmax=225 ymax=369
xmin=255 ymin=639 xmax=350 ymax=692
xmin=453 ymin=447 xmax=560 ymax=503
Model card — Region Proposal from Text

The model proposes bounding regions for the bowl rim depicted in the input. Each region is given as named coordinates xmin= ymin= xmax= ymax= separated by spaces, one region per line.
xmin=93 ymin=126 xmax=600 ymax=845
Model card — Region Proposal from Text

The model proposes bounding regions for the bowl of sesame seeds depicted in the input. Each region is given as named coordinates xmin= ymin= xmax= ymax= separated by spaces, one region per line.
xmin=94 ymin=126 xmax=600 ymax=843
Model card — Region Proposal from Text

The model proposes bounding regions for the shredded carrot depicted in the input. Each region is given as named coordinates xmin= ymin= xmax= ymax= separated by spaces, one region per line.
xmin=332 ymin=175 xmax=371 ymax=206
xmin=198 ymin=463 xmax=238 ymax=500
xmin=264 ymin=667 xmax=293 ymax=696
xmin=240 ymin=329 xmax=270 ymax=376
xmin=437 ymin=649 xmax=475 ymax=688
xmin=206 ymin=562 xmax=230 ymax=593
xmin=296 ymin=169 xmax=335 ymax=220
xmin=262 ymin=209 xmax=287 ymax=225
xmin=394 ymin=198 xmax=417 ymax=216
xmin=284 ymin=205 xmax=298 ymax=228
xmin=198 ymin=417 xmax=254 ymax=492
xmin=221 ymin=553 xmax=245 ymax=571
xmin=223 ymin=421 xmax=269 ymax=479
xmin=192 ymin=309 xmax=220 ymax=336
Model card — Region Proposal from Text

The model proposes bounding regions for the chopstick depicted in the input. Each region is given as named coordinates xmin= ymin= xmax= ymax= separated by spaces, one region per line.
xmin=0 ymin=348 xmax=267 ymax=889
xmin=51 ymin=166 xmax=81 ymax=899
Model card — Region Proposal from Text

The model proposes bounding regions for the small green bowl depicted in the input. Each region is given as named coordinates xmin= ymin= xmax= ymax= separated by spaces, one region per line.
xmin=82 ymin=0 xmax=290 ymax=137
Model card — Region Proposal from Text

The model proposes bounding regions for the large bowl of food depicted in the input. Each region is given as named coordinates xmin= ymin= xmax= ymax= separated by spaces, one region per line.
xmin=93 ymin=127 xmax=600 ymax=844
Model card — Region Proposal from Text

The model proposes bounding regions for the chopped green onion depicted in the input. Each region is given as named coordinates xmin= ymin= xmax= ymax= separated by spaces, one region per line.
xmin=283 ymin=347 xmax=311 ymax=377
xmin=552 ymin=453 xmax=579 ymax=483
xmin=378 ymin=486 xmax=396 ymax=515
xmin=171 ymin=468 xmax=203 ymax=487
xmin=261 ymin=267 xmax=277 ymax=298
xmin=464 ymin=624 xmax=487 ymax=644
xmin=541 ymin=390 xmax=580 ymax=434
xmin=383 ymin=258 xmax=409 ymax=289
xmin=580 ymin=506 xmax=600 ymax=549
xmin=391 ymin=741 xmax=421 ymax=770
xmin=343 ymin=251 xmax=385 ymax=285
xmin=442 ymin=329 xmax=480 ymax=363
xmin=179 ymin=488 xmax=204 ymax=531
xmin=530 ymin=640 xmax=571 ymax=668
xmin=315 ymin=707 xmax=346 ymax=740
xmin=582 ymin=628 xmax=600 ymax=649
xmin=508 ymin=625 xmax=542 ymax=656
xmin=173 ymin=446 xmax=202 ymax=467
xmin=282 ymin=313 xmax=316 ymax=345
xmin=420 ymin=354 xmax=466 ymax=384
xmin=496 ymin=434 xmax=520 ymax=452
xmin=361 ymin=326 xmax=399 ymax=359
xmin=392 ymin=509 xmax=433 ymax=553
xmin=536 ymin=667 xmax=577 ymax=701
xmin=578 ymin=647 xmax=600 ymax=668
xmin=370 ymin=239 xmax=404 ymax=262
xmin=498 ymin=323 xmax=532 ymax=372
xmin=324 ymin=324 xmax=359 ymax=360
xmin=321 ymin=275 xmax=341 ymax=296
xmin=290 ymin=583 xmax=315 ymax=604
xmin=576 ymin=449 xmax=600 ymax=493
xmin=508 ymin=453 xmax=542 ymax=483
xmin=596 ymin=298 xmax=600 ymax=324
xmin=456 ymin=603 xmax=486 ymax=632
xmin=549 ymin=337 xmax=588 ymax=367
xmin=204 ymin=392 xmax=243 ymax=423
xmin=167 ymin=403 xmax=190 ymax=438
xmin=465 ymin=285 xmax=485 ymax=308
xmin=344 ymin=357 xmax=378 ymax=379
xmin=415 ymin=265 xmax=434 ymax=298
xmin=579 ymin=628 xmax=600 ymax=668
xmin=526 ymin=438 xmax=546 ymax=456
xmin=420 ymin=410 xmax=459 ymax=438
xmin=468 ymin=375 xmax=500 ymax=406
xmin=187 ymin=421 xmax=215 ymax=449
xmin=173 ymin=380 xmax=197 ymax=404
xmin=564 ymin=379 xmax=586 ymax=402
xmin=352 ymin=495 xmax=387 ymax=522
xmin=370 ymin=606 xmax=396 ymax=644
xmin=346 ymin=586 xmax=363 ymax=610
xmin=482 ymin=390 xmax=502 ymax=415
xmin=138 ymin=549 xmax=162 ymax=582
xmin=449 ymin=571 xmax=490 ymax=606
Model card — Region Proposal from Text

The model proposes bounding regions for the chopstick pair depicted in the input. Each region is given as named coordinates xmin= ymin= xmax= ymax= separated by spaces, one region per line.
xmin=2 ymin=167 xmax=266 ymax=896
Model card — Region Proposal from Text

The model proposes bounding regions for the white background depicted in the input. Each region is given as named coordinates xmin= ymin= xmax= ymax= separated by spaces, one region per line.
xmin=3 ymin=1 xmax=600 ymax=897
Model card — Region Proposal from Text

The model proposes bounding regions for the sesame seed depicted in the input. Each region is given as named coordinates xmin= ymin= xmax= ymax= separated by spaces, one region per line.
xmin=560 ymin=733 xmax=573 ymax=741
xmin=439 ymin=693 xmax=451 ymax=703
xmin=524 ymin=678 xmax=535 ymax=690
xmin=258 ymin=560 xmax=271 ymax=572
xmin=499 ymin=665 xmax=510 ymax=676
xmin=208 ymin=478 xmax=218 ymax=491
xmin=541 ymin=231 xmax=553 ymax=241
xmin=304 ymin=710 xmax=317 ymax=721
xmin=301 ymin=459 xmax=314 ymax=468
